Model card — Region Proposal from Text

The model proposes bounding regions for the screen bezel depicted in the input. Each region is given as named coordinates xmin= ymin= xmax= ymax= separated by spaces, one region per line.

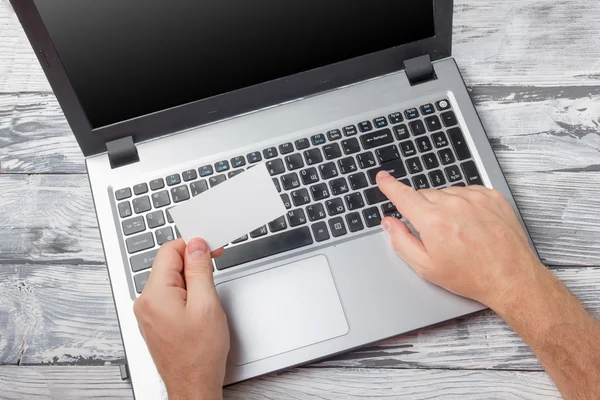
xmin=11 ymin=0 xmax=453 ymax=157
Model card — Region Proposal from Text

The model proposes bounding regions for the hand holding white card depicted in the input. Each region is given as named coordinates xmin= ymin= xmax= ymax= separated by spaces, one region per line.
xmin=169 ymin=163 xmax=287 ymax=251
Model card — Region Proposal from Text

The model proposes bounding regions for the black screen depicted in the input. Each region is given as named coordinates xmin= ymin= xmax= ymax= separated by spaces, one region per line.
xmin=35 ymin=1 xmax=435 ymax=129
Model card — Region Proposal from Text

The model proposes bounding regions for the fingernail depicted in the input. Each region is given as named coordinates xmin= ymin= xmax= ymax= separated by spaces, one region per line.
xmin=381 ymin=219 xmax=392 ymax=233
xmin=188 ymin=238 xmax=208 ymax=256
xmin=377 ymin=171 xmax=391 ymax=179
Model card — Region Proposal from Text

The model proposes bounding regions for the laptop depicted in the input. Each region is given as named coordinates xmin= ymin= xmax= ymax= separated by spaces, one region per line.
xmin=12 ymin=0 xmax=534 ymax=398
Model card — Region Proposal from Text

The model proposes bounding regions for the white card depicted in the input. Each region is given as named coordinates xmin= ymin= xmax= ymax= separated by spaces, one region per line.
xmin=169 ymin=163 xmax=287 ymax=251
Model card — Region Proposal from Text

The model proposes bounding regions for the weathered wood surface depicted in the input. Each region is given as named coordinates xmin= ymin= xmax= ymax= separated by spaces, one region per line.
xmin=0 ymin=366 xmax=562 ymax=400
xmin=1 ymin=0 xmax=600 ymax=398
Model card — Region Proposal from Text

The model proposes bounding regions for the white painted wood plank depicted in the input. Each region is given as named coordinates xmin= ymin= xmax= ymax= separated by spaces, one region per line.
xmin=1 ymin=0 xmax=599 ymax=93
xmin=0 ymin=366 xmax=561 ymax=400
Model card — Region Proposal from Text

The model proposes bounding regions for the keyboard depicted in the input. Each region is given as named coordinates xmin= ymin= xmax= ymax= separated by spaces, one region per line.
xmin=113 ymin=98 xmax=483 ymax=294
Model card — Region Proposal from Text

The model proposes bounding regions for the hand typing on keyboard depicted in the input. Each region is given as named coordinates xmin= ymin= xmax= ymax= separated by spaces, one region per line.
xmin=133 ymin=239 xmax=228 ymax=400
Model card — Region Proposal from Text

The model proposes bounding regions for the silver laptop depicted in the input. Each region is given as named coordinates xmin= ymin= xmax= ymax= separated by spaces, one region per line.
xmin=12 ymin=0 xmax=534 ymax=398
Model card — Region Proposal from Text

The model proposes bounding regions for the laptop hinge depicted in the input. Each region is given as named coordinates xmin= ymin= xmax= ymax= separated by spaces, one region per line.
xmin=404 ymin=54 xmax=437 ymax=86
xmin=106 ymin=136 xmax=139 ymax=169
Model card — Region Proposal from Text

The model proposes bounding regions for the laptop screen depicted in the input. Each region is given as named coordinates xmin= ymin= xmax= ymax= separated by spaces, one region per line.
xmin=34 ymin=1 xmax=435 ymax=129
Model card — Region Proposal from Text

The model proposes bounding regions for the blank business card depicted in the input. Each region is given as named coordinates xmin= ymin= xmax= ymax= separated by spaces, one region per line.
xmin=169 ymin=163 xmax=287 ymax=251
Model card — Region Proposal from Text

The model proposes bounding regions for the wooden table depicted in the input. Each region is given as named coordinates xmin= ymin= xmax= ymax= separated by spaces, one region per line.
xmin=1 ymin=0 xmax=599 ymax=398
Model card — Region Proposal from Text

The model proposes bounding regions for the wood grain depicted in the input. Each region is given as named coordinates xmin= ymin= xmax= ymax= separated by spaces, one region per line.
xmin=0 ymin=366 xmax=562 ymax=400
xmin=1 ymin=0 xmax=599 ymax=93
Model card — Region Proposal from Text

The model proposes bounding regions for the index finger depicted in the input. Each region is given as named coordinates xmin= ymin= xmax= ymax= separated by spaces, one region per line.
xmin=376 ymin=171 xmax=430 ymax=230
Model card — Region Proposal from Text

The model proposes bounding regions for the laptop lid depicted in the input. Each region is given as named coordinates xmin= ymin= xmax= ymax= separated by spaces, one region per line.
xmin=11 ymin=0 xmax=453 ymax=158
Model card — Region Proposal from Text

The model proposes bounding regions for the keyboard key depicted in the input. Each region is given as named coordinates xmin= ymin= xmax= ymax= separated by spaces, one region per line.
xmin=327 ymin=129 xmax=343 ymax=141
xmin=425 ymin=115 xmax=442 ymax=132
xmin=357 ymin=152 xmax=377 ymax=169
xmin=130 ymin=249 xmax=158 ymax=273
xmin=345 ymin=192 xmax=365 ymax=211
xmin=367 ymin=160 xmax=408 ymax=184
xmin=281 ymin=193 xmax=292 ymax=209
xmin=393 ymin=124 xmax=410 ymax=141
xmin=409 ymin=120 xmax=426 ymax=136
xmin=319 ymin=162 xmax=339 ymax=180
xmin=445 ymin=165 xmax=463 ymax=183
xmin=171 ymin=185 xmax=190 ymax=203
xmin=273 ymin=178 xmax=282 ymax=192
xmin=146 ymin=210 xmax=166 ymax=229
xmin=422 ymin=153 xmax=440 ymax=170
xmin=285 ymin=153 xmax=305 ymax=170
xmin=150 ymin=179 xmax=165 ymax=191
xmin=155 ymin=226 xmax=175 ymax=245
xmin=399 ymin=178 xmax=412 ymax=187
xmin=364 ymin=187 xmax=388 ymax=205
xmin=343 ymin=125 xmax=358 ymax=136
xmin=363 ymin=207 xmax=382 ymax=228
xmin=133 ymin=183 xmax=148 ymax=196
xmin=300 ymin=167 xmax=320 ymax=185
xmin=399 ymin=141 xmax=417 ymax=157
xmin=346 ymin=213 xmax=364 ymax=232
xmin=231 ymin=156 xmax=246 ymax=168
xmin=312 ymin=222 xmax=330 ymax=242
xmin=182 ymin=169 xmax=198 ymax=182
xmin=291 ymin=188 xmax=311 ymax=206
xmin=412 ymin=174 xmax=430 ymax=189
xmin=126 ymin=232 xmax=155 ymax=254
xmin=429 ymin=170 xmax=447 ymax=187
xmin=199 ymin=165 xmax=214 ymax=177
xmin=215 ymin=227 xmax=313 ymax=270
xmin=232 ymin=235 xmax=248 ymax=244
xmin=432 ymin=132 xmax=449 ymax=148
xmin=303 ymin=148 xmax=323 ymax=165
xmin=453 ymin=183 xmax=467 ymax=187
xmin=342 ymin=138 xmax=361 ymax=155
xmin=190 ymin=180 xmax=209 ymax=197
xmin=281 ymin=173 xmax=301 ymax=190
xmin=329 ymin=217 xmax=347 ymax=237
xmin=287 ymin=209 xmax=307 ymax=227
xmin=133 ymin=196 xmax=152 ymax=214
xmin=376 ymin=145 xmax=400 ymax=163
xmin=247 ymin=152 xmax=263 ymax=164
xmin=358 ymin=121 xmax=373 ymax=132
xmin=438 ymin=148 xmax=456 ymax=165
xmin=436 ymin=99 xmax=451 ymax=111
xmin=209 ymin=174 xmax=227 ymax=187
xmin=326 ymin=198 xmax=345 ymax=216
xmin=381 ymin=202 xmax=397 ymax=214
xmin=441 ymin=111 xmax=458 ymax=127
xmin=267 ymin=159 xmax=286 ymax=176
xmin=338 ymin=157 xmax=358 ymax=175
xmin=360 ymin=128 xmax=393 ymax=150
xmin=279 ymin=143 xmax=294 ymax=155
xmin=311 ymin=183 xmax=330 ymax=201
xmin=116 ymin=188 xmax=132 ymax=200
xmin=405 ymin=108 xmax=419 ymax=120
xmin=323 ymin=143 xmax=342 ymax=160
xmin=134 ymin=271 xmax=151 ymax=294
xmin=420 ymin=103 xmax=435 ymax=115
xmin=295 ymin=138 xmax=310 ymax=150
xmin=151 ymin=191 xmax=171 ymax=208
xmin=349 ymin=173 xmax=368 ymax=190
xmin=416 ymin=137 xmax=433 ymax=153
xmin=385 ymin=211 xmax=403 ymax=220
xmin=329 ymin=177 xmax=349 ymax=196
xmin=228 ymin=170 xmax=243 ymax=179
xmin=250 ymin=225 xmax=268 ymax=238
xmin=406 ymin=157 xmax=424 ymax=174
xmin=448 ymin=128 xmax=472 ymax=160
xmin=122 ymin=216 xmax=146 ymax=236
xmin=215 ymin=161 xmax=230 ymax=173
xmin=388 ymin=112 xmax=403 ymax=124
xmin=118 ymin=201 xmax=133 ymax=218
xmin=269 ymin=216 xmax=288 ymax=233
xmin=307 ymin=203 xmax=327 ymax=221
xmin=374 ymin=117 xmax=388 ymax=128
xmin=166 ymin=174 xmax=181 ymax=186
xmin=311 ymin=134 xmax=327 ymax=146
xmin=461 ymin=161 xmax=484 ymax=186
xmin=263 ymin=147 xmax=278 ymax=159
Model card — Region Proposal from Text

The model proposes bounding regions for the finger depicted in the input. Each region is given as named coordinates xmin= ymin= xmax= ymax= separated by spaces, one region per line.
xmin=376 ymin=171 xmax=430 ymax=230
xmin=211 ymin=248 xmax=225 ymax=258
xmin=145 ymin=239 xmax=187 ymax=290
xmin=381 ymin=217 xmax=433 ymax=277
xmin=184 ymin=238 xmax=218 ymax=307
xmin=417 ymin=188 xmax=451 ymax=203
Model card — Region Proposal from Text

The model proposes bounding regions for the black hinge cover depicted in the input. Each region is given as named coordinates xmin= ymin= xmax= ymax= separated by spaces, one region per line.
xmin=119 ymin=363 xmax=130 ymax=381
xmin=106 ymin=136 xmax=139 ymax=169
xmin=404 ymin=54 xmax=437 ymax=86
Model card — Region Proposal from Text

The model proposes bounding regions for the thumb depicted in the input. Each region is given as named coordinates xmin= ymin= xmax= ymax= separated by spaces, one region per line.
xmin=184 ymin=238 xmax=218 ymax=305
xmin=381 ymin=217 xmax=433 ymax=278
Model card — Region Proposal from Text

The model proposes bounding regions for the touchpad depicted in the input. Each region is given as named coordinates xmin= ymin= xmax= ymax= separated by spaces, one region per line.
xmin=216 ymin=255 xmax=349 ymax=366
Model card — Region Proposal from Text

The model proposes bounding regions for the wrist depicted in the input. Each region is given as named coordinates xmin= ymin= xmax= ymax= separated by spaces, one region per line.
xmin=168 ymin=383 xmax=222 ymax=400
